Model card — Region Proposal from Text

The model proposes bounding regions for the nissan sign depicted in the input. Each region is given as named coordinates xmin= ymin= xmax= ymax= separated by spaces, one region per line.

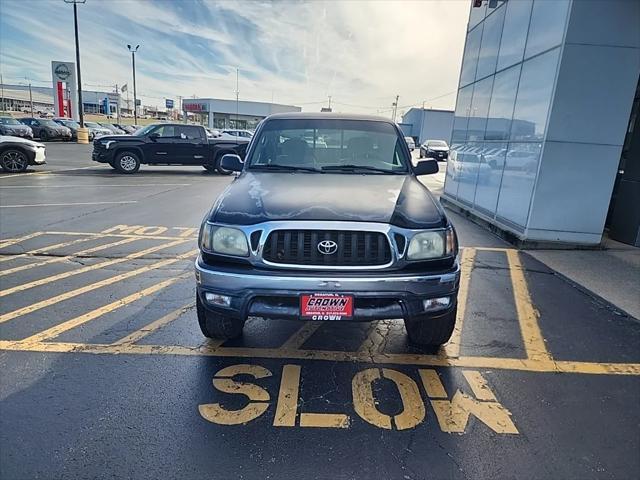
xmin=54 ymin=63 xmax=71 ymax=81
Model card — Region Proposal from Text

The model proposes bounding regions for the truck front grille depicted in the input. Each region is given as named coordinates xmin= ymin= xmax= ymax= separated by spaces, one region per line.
xmin=262 ymin=230 xmax=392 ymax=267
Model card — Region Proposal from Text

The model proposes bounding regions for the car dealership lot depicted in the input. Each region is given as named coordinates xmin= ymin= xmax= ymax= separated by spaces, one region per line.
xmin=1 ymin=143 xmax=639 ymax=479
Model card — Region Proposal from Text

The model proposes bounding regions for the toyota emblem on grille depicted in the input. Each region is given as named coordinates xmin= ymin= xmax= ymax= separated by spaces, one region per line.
xmin=317 ymin=240 xmax=338 ymax=255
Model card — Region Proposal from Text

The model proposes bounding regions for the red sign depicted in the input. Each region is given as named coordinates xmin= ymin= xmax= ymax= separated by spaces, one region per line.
xmin=183 ymin=103 xmax=206 ymax=112
xmin=300 ymin=294 xmax=353 ymax=320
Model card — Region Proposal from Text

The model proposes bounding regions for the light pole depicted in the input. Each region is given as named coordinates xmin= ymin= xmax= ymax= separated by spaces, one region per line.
xmin=64 ymin=0 xmax=86 ymax=127
xmin=127 ymin=44 xmax=140 ymax=124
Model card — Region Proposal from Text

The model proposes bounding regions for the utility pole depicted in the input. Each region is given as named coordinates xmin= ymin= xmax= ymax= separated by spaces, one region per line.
xmin=391 ymin=95 xmax=399 ymax=122
xmin=0 ymin=74 xmax=5 ymax=113
xmin=235 ymin=67 xmax=239 ymax=129
xmin=127 ymin=44 xmax=140 ymax=124
xmin=115 ymin=84 xmax=120 ymax=123
xmin=64 ymin=0 xmax=86 ymax=127
xmin=328 ymin=95 xmax=332 ymax=110
xmin=28 ymin=82 xmax=33 ymax=116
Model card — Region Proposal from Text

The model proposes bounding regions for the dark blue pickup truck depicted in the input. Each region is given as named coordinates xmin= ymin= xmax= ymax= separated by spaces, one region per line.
xmin=92 ymin=123 xmax=249 ymax=174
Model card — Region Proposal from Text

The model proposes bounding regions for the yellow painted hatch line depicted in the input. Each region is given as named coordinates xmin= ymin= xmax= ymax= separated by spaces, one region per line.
xmin=0 ymin=237 xmax=140 ymax=276
xmin=0 ymin=235 xmax=97 ymax=264
xmin=112 ymin=301 xmax=195 ymax=346
xmin=506 ymin=249 xmax=553 ymax=363
xmin=0 ymin=248 xmax=197 ymax=324
xmin=20 ymin=272 xmax=192 ymax=344
xmin=280 ymin=321 xmax=323 ymax=350
xmin=43 ymin=230 xmax=198 ymax=241
xmin=443 ymin=247 xmax=476 ymax=358
xmin=358 ymin=320 xmax=394 ymax=354
xmin=0 ymin=232 xmax=45 ymax=249
xmin=0 ymin=238 xmax=188 ymax=298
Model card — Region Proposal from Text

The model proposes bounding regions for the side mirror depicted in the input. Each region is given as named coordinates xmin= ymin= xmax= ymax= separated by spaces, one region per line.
xmin=414 ymin=158 xmax=439 ymax=175
xmin=220 ymin=154 xmax=244 ymax=172
xmin=149 ymin=132 xmax=160 ymax=140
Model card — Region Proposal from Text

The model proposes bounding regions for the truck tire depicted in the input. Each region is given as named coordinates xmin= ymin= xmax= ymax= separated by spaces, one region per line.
xmin=202 ymin=163 xmax=217 ymax=173
xmin=196 ymin=294 xmax=245 ymax=339
xmin=404 ymin=306 xmax=457 ymax=347
xmin=0 ymin=149 xmax=29 ymax=173
xmin=215 ymin=152 xmax=233 ymax=175
xmin=113 ymin=150 xmax=141 ymax=174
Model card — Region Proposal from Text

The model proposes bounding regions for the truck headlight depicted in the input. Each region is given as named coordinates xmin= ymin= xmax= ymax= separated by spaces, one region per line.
xmin=200 ymin=224 xmax=249 ymax=257
xmin=100 ymin=140 xmax=116 ymax=149
xmin=407 ymin=228 xmax=456 ymax=260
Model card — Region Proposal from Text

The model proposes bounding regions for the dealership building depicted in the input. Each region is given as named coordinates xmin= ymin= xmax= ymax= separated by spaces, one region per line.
xmin=182 ymin=98 xmax=301 ymax=130
xmin=400 ymin=108 xmax=454 ymax=145
xmin=443 ymin=0 xmax=640 ymax=246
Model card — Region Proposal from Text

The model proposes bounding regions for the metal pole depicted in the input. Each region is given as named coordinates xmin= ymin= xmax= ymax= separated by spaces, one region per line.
xmin=235 ymin=67 xmax=239 ymax=129
xmin=115 ymin=84 xmax=120 ymax=124
xmin=132 ymin=51 xmax=137 ymax=124
xmin=73 ymin=1 xmax=84 ymax=127
xmin=29 ymin=83 xmax=33 ymax=116
xmin=1 ymin=74 xmax=5 ymax=113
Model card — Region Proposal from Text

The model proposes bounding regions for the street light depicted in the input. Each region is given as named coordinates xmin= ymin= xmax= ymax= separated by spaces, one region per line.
xmin=127 ymin=44 xmax=140 ymax=124
xmin=64 ymin=0 xmax=86 ymax=128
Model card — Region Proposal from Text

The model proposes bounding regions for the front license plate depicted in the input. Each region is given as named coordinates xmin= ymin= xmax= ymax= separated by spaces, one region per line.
xmin=300 ymin=294 xmax=353 ymax=320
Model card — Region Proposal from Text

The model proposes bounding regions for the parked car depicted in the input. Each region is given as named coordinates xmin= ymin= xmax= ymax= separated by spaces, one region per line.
xmin=19 ymin=118 xmax=72 ymax=141
xmin=91 ymin=123 xmax=249 ymax=174
xmin=0 ymin=117 xmax=34 ymax=139
xmin=222 ymin=129 xmax=254 ymax=139
xmin=99 ymin=123 xmax=127 ymax=135
xmin=404 ymin=136 xmax=416 ymax=151
xmin=194 ymin=113 xmax=459 ymax=346
xmin=419 ymin=140 xmax=449 ymax=161
xmin=53 ymin=118 xmax=81 ymax=140
xmin=113 ymin=124 xmax=138 ymax=134
xmin=0 ymin=136 xmax=46 ymax=173
xmin=83 ymin=121 xmax=112 ymax=139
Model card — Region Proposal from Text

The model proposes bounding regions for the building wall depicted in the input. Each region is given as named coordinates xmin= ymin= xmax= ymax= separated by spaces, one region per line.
xmin=442 ymin=0 xmax=640 ymax=245
xmin=401 ymin=108 xmax=454 ymax=144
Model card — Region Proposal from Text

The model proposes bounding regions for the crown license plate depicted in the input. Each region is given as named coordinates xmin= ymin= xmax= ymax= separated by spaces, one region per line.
xmin=300 ymin=294 xmax=353 ymax=320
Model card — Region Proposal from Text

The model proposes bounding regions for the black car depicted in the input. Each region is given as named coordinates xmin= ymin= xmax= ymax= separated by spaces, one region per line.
xmin=19 ymin=118 xmax=72 ymax=141
xmin=194 ymin=113 xmax=460 ymax=346
xmin=91 ymin=123 xmax=249 ymax=174
xmin=419 ymin=140 xmax=449 ymax=161
xmin=0 ymin=117 xmax=34 ymax=139
xmin=53 ymin=118 xmax=81 ymax=140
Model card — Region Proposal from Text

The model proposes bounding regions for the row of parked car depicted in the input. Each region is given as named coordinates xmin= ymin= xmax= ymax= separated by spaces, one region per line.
xmin=0 ymin=116 xmax=142 ymax=142
xmin=404 ymin=136 xmax=450 ymax=161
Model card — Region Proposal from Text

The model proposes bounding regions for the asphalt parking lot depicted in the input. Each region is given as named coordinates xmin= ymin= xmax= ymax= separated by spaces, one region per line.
xmin=1 ymin=143 xmax=639 ymax=480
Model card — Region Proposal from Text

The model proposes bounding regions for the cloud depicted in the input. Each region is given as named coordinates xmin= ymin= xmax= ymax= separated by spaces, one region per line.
xmin=0 ymin=0 xmax=468 ymax=113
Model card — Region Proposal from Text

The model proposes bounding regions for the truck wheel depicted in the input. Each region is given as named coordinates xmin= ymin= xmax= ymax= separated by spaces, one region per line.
xmin=39 ymin=130 xmax=48 ymax=141
xmin=404 ymin=306 xmax=457 ymax=347
xmin=215 ymin=153 xmax=233 ymax=175
xmin=196 ymin=294 xmax=245 ymax=339
xmin=114 ymin=151 xmax=141 ymax=174
xmin=0 ymin=149 xmax=29 ymax=173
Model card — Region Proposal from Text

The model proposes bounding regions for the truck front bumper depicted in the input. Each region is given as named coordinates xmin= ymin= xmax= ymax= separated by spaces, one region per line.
xmin=195 ymin=256 xmax=460 ymax=322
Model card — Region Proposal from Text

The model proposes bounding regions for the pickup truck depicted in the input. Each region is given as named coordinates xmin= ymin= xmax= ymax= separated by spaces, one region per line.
xmin=91 ymin=123 xmax=249 ymax=174
xmin=195 ymin=113 xmax=460 ymax=346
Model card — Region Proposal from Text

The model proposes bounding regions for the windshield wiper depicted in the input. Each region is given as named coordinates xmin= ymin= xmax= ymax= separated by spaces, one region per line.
xmin=250 ymin=164 xmax=321 ymax=173
xmin=321 ymin=164 xmax=402 ymax=174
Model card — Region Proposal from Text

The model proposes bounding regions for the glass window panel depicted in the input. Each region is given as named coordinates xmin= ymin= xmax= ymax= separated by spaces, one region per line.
xmin=510 ymin=48 xmax=560 ymax=142
xmin=474 ymin=142 xmax=508 ymax=214
xmin=525 ymin=0 xmax=570 ymax=59
xmin=485 ymin=64 xmax=521 ymax=141
xmin=444 ymin=143 xmax=464 ymax=198
xmin=476 ymin=4 xmax=506 ymax=80
xmin=496 ymin=142 xmax=542 ymax=227
xmin=467 ymin=76 xmax=493 ymax=141
xmin=455 ymin=142 xmax=484 ymax=204
xmin=451 ymin=85 xmax=473 ymax=143
xmin=460 ymin=26 xmax=483 ymax=86
xmin=496 ymin=0 xmax=533 ymax=71
xmin=468 ymin=1 xmax=487 ymax=30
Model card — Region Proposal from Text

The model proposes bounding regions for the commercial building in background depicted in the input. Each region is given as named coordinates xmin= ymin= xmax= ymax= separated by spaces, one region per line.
xmin=182 ymin=98 xmax=301 ymax=130
xmin=442 ymin=0 xmax=639 ymax=246
xmin=399 ymin=108 xmax=454 ymax=145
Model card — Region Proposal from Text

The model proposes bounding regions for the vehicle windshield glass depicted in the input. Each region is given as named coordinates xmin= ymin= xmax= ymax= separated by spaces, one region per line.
xmin=0 ymin=118 xmax=21 ymax=125
xmin=428 ymin=140 xmax=447 ymax=147
xmin=247 ymin=119 xmax=409 ymax=173
xmin=39 ymin=119 xmax=59 ymax=127
xmin=58 ymin=120 xmax=79 ymax=128
xmin=134 ymin=124 xmax=156 ymax=136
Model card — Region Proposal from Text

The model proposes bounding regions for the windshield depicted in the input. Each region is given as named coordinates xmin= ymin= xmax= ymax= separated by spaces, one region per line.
xmin=427 ymin=140 xmax=448 ymax=147
xmin=57 ymin=120 xmax=79 ymax=128
xmin=134 ymin=124 xmax=156 ymax=136
xmin=0 ymin=118 xmax=21 ymax=125
xmin=84 ymin=122 xmax=101 ymax=128
xmin=247 ymin=119 xmax=409 ymax=174
xmin=39 ymin=119 xmax=59 ymax=127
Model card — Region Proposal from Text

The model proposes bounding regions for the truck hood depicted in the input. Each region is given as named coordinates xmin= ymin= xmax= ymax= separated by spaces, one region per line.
xmin=210 ymin=172 xmax=446 ymax=229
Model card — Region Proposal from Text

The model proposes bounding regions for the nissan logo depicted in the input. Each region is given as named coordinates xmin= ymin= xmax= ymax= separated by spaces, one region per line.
xmin=54 ymin=64 xmax=71 ymax=80
xmin=317 ymin=240 xmax=338 ymax=255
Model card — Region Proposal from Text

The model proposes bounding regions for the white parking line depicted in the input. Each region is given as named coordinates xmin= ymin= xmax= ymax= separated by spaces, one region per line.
xmin=1 ymin=201 xmax=138 ymax=208
xmin=0 ymin=183 xmax=191 ymax=189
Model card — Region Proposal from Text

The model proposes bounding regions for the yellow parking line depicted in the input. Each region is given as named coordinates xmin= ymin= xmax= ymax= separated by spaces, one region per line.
xmin=113 ymin=301 xmax=195 ymax=345
xmin=0 ymin=237 xmax=140 ymax=276
xmin=0 ymin=235 xmax=96 ymax=263
xmin=0 ymin=232 xmax=44 ymax=249
xmin=443 ymin=247 xmax=476 ymax=358
xmin=1 ymin=339 xmax=638 ymax=376
xmin=358 ymin=320 xmax=394 ymax=354
xmin=44 ymin=231 xmax=197 ymax=241
xmin=0 ymin=238 xmax=188 ymax=298
xmin=20 ymin=273 xmax=192 ymax=344
xmin=506 ymin=250 xmax=553 ymax=363
xmin=280 ymin=322 xmax=322 ymax=350
xmin=0 ymin=248 xmax=197 ymax=324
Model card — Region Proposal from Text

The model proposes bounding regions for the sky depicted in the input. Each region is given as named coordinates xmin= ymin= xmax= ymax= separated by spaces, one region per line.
xmin=0 ymin=0 xmax=469 ymax=115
